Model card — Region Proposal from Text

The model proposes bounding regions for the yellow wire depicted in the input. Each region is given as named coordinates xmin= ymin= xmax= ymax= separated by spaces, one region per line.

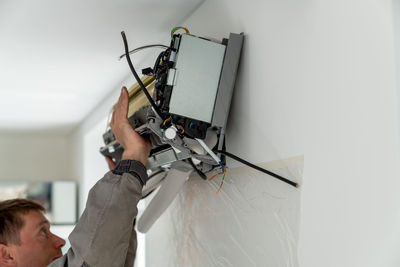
xmin=163 ymin=116 xmax=172 ymax=126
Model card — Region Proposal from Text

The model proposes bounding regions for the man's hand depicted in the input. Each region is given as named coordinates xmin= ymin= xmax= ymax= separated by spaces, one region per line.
xmin=110 ymin=87 xmax=152 ymax=165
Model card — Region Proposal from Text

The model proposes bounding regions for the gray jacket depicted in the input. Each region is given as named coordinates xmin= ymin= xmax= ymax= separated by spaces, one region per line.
xmin=49 ymin=161 xmax=146 ymax=267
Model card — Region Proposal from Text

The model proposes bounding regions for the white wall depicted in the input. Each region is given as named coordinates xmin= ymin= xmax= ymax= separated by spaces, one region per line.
xmin=393 ymin=0 xmax=400 ymax=150
xmin=144 ymin=0 xmax=400 ymax=266
xmin=145 ymin=1 xmax=305 ymax=265
xmin=0 ymin=132 xmax=73 ymax=181
xmin=65 ymin=0 xmax=400 ymax=266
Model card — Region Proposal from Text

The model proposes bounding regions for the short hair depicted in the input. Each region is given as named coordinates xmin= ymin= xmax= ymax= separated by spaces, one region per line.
xmin=0 ymin=199 xmax=45 ymax=245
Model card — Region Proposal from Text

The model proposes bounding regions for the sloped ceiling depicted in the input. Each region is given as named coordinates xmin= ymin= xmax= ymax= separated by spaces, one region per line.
xmin=0 ymin=0 xmax=204 ymax=134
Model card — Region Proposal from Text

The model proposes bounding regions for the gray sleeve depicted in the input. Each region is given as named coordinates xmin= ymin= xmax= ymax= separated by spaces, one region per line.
xmin=49 ymin=168 xmax=144 ymax=267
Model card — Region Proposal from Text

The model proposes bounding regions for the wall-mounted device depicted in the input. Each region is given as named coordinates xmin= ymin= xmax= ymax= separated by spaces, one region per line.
xmin=100 ymin=29 xmax=244 ymax=233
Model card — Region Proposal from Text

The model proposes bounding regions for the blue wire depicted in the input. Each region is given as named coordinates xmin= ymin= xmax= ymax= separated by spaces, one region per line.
xmin=218 ymin=162 xmax=229 ymax=169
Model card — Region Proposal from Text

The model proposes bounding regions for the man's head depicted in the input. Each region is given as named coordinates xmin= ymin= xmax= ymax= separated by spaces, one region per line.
xmin=0 ymin=199 xmax=65 ymax=267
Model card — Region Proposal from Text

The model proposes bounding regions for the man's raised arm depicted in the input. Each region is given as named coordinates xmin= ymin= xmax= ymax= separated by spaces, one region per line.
xmin=50 ymin=87 xmax=151 ymax=267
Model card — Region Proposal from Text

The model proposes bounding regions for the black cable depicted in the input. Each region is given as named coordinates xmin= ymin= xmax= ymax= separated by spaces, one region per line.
xmin=153 ymin=51 xmax=165 ymax=75
xmin=188 ymin=158 xmax=207 ymax=180
xmin=121 ymin=31 xmax=165 ymax=119
xmin=141 ymin=189 xmax=156 ymax=199
xmin=216 ymin=150 xmax=298 ymax=188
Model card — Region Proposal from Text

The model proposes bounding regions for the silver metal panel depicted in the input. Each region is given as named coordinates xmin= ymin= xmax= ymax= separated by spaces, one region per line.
xmin=146 ymin=148 xmax=178 ymax=170
xmin=168 ymin=34 xmax=226 ymax=123
xmin=211 ymin=33 xmax=244 ymax=128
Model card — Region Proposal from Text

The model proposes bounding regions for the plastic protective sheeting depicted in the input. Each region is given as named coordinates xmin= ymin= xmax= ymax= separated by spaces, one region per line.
xmin=145 ymin=156 xmax=302 ymax=267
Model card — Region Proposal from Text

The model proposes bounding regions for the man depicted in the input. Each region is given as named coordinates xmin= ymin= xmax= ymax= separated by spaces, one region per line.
xmin=0 ymin=87 xmax=152 ymax=267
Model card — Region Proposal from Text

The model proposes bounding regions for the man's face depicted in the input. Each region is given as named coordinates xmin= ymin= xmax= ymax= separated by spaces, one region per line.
xmin=10 ymin=210 xmax=65 ymax=267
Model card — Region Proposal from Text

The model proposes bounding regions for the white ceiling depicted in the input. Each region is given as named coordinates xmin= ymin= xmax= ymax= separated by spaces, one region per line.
xmin=0 ymin=0 xmax=204 ymax=134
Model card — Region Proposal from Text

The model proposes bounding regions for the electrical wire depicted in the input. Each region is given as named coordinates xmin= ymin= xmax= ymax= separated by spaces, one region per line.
xmin=189 ymin=158 xmax=207 ymax=180
xmin=121 ymin=31 xmax=165 ymax=120
xmin=153 ymin=50 xmax=166 ymax=74
xmin=216 ymin=150 xmax=299 ymax=188
xmin=216 ymin=168 xmax=227 ymax=194
xmin=206 ymin=167 xmax=227 ymax=193
xmin=163 ymin=116 xmax=172 ymax=126
xmin=118 ymin=44 xmax=169 ymax=61
xmin=171 ymin=26 xmax=190 ymax=40
xmin=208 ymin=171 xmax=222 ymax=182
xmin=176 ymin=125 xmax=185 ymax=134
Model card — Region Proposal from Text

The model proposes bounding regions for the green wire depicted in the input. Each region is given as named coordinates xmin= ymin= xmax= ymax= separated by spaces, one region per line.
xmin=171 ymin=27 xmax=185 ymax=40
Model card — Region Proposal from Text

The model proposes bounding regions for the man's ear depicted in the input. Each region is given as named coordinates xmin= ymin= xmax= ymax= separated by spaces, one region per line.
xmin=0 ymin=244 xmax=16 ymax=266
